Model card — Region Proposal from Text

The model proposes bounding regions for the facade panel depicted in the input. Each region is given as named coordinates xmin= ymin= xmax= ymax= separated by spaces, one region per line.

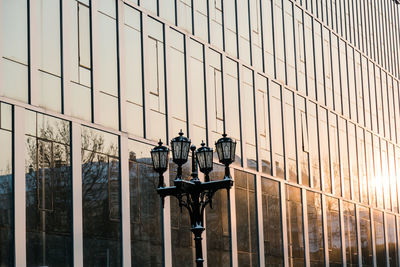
xmin=1 ymin=0 xmax=400 ymax=266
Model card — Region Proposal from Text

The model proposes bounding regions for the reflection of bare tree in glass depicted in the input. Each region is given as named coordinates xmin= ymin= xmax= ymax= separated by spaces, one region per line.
xmin=0 ymin=130 xmax=13 ymax=266
xmin=129 ymin=149 xmax=163 ymax=267
xmin=81 ymin=128 xmax=121 ymax=266
xmin=25 ymin=119 xmax=72 ymax=267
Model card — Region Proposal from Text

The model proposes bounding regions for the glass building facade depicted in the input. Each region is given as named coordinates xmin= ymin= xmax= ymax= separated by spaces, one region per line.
xmin=1 ymin=0 xmax=400 ymax=266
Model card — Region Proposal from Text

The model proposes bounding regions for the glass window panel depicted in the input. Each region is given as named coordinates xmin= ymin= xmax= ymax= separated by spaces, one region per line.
xmin=1 ymin=58 xmax=28 ymax=102
xmin=307 ymin=191 xmax=324 ymax=265
xmin=210 ymin=0 xmax=223 ymax=49
xmin=386 ymin=214 xmax=398 ymax=267
xmin=314 ymin=22 xmax=325 ymax=104
xmin=256 ymin=75 xmax=271 ymax=174
xmin=373 ymin=210 xmax=386 ymax=266
xmin=206 ymin=164 xmax=231 ymax=267
xmin=355 ymin=52 xmax=364 ymax=126
xmin=319 ymin=107 xmax=331 ymax=193
xmin=343 ymin=202 xmax=358 ymax=266
xmin=26 ymin=111 xmax=72 ymax=266
xmin=339 ymin=40 xmax=349 ymax=116
xmin=308 ymin=102 xmax=320 ymax=190
xmin=189 ymin=40 xmax=207 ymax=145
xmin=237 ymin=0 xmax=251 ymax=64
xmin=169 ymin=160 xmax=194 ymax=266
xmin=323 ymin=28 xmax=333 ymax=109
xmin=286 ymin=185 xmax=305 ymax=266
xmin=296 ymin=96 xmax=309 ymax=186
xmin=146 ymin=18 xmax=166 ymax=142
xmin=128 ymin=140 xmax=162 ymax=266
xmin=0 ymin=110 xmax=13 ymax=266
xmin=338 ymin=118 xmax=350 ymax=199
xmin=359 ymin=206 xmax=373 ymax=266
xmin=329 ymin=113 xmax=341 ymax=197
xmin=357 ymin=127 xmax=368 ymax=204
xmin=193 ymin=0 xmax=208 ymax=41
xmin=304 ymin=14 xmax=315 ymax=99
xmin=326 ymin=196 xmax=342 ymax=266
xmin=81 ymin=127 xmax=121 ymax=266
xmin=381 ymin=141 xmax=391 ymax=210
xmin=295 ymin=7 xmax=306 ymax=94
xmin=177 ymin=0 xmax=192 ymax=33
xmin=261 ymin=177 xmax=283 ymax=265
xmin=284 ymin=0 xmax=296 ymax=89
xmin=225 ymin=59 xmax=241 ymax=165
xmin=208 ymin=49 xmax=224 ymax=147
xmin=284 ymin=89 xmax=297 ymax=182
xmin=97 ymin=11 xmax=118 ymax=97
xmin=140 ymin=0 xmax=157 ymax=14
xmin=331 ymin=35 xmax=341 ymax=114
xmin=274 ymin=0 xmax=285 ymax=83
xmin=262 ymin=0 xmax=275 ymax=77
xmin=270 ymin=82 xmax=284 ymax=179
xmin=1 ymin=0 xmax=29 ymax=102
xmin=235 ymin=170 xmax=258 ymax=266
xmin=368 ymin=61 xmax=378 ymax=132
xmin=373 ymin=136 xmax=383 ymax=209
xmin=168 ymin=29 xmax=187 ymax=137
xmin=348 ymin=123 xmax=359 ymax=202
xmin=389 ymin=144 xmax=398 ymax=213
xmin=347 ymin=46 xmax=357 ymax=121
xmin=224 ymin=0 xmax=238 ymax=57
xmin=241 ymin=67 xmax=257 ymax=170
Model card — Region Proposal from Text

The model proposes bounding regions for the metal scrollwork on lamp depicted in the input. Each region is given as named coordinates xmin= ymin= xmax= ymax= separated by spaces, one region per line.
xmin=150 ymin=131 xmax=236 ymax=267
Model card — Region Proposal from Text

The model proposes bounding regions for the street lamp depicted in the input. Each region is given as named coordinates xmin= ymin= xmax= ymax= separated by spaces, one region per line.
xmin=151 ymin=132 xmax=236 ymax=267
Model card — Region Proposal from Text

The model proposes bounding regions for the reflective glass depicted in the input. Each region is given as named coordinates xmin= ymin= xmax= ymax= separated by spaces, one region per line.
xmin=124 ymin=5 xmax=144 ymax=137
xmin=296 ymin=96 xmax=309 ymax=186
xmin=128 ymin=140 xmax=162 ymax=266
xmin=261 ymin=178 xmax=283 ymax=265
xmin=308 ymin=102 xmax=320 ymax=189
xmin=256 ymin=75 xmax=271 ymax=174
xmin=169 ymin=160 xmax=194 ymax=266
xmin=319 ymin=107 xmax=331 ymax=193
xmin=329 ymin=113 xmax=341 ymax=196
xmin=206 ymin=164 xmax=231 ymax=267
xmin=81 ymin=127 xmax=121 ymax=266
xmin=270 ymin=82 xmax=284 ymax=178
xmin=307 ymin=191 xmax=324 ymax=265
xmin=338 ymin=118 xmax=350 ymax=199
xmin=326 ymin=196 xmax=341 ymax=266
xmin=235 ymin=170 xmax=258 ymax=266
xmin=26 ymin=111 xmax=72 ymax=266
xmin=373 ymin=210 xmax=386 ymax=266
xmin=284 ymin=89 xmax=297 ymax=182
xmin=1 ymin=0 xmax=29 ymax=102
xmin=168 ymin=29 xmax=187 ymax=137
xmin=387 ymin=214 xmax=398 ymax=267
xmin=240 ymin=67 xmax=256 ymax=170
xmin=359 ymin=206 xmax=373 ymax=266
xmin=286 ymin=185 xmax=305 ymax=266
xmin=343 ymin=202 xmax=357 ymax=266
xmin=0 ymin=105 xmax=13 ymax=266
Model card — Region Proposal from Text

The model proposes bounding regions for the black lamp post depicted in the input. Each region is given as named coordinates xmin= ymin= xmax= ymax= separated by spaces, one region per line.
xmin=150 ymin=132 xmax=236 ymax=267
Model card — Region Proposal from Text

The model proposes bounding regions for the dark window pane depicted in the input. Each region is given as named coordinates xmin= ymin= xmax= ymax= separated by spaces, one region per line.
xmin=0 ymin=104 xmax=13 ymax=265
xmin=359 ymin=206 xmax=373 ymax=266
xmin=373 ymin=210 xmax=386 ymax=266
xmin=343 ymin=202 xmax=357 ymax=266
xmin=206 ymin=164 xmax=231 ymax=267
xmin=286 ymin=185 xmax=305 ymax=266
xmin=262 ymin=177 xmax=283 ymax=266
xmin=307 ymin=191 xmax=324 ymax=265
xmin=26 ymin=111 xmax=72 ymax=267
xmin=81 ymin=127 xmax=121 ymax=266
xmin=326 ymin=196 xmax=341 ymax=266
xmin=387 ymin=214 xmax=398 ymax=267
xmin=129 ymin=140 xmax=162 ymax=266
xmin=235 ymin=170 xmax=258 ymax=267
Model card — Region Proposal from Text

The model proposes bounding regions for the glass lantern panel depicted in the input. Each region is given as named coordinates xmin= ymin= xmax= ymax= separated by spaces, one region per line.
xmin=173 ymin=141 xmax=182 ymax=159
xmin=223 ymin=142 xmax=230 ymax=159
xmin=197 ymin=152 xmax=206 ymax=168
xmin=152 ymin=152 xmax=160 ymax=169
xmin=230 ymin=142 xmax=236 ymax=161
xmin=160 ymin=151 xmax=168 ymax=169
xmin=205 ymin=151 xmax=213 ymax=169
xmin=182 ymin=142 xmax=190 ymax=160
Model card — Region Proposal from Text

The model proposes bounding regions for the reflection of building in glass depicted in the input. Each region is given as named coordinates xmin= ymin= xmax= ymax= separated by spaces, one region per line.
xmin=1 ymin=0 xmax=400 ymax=266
